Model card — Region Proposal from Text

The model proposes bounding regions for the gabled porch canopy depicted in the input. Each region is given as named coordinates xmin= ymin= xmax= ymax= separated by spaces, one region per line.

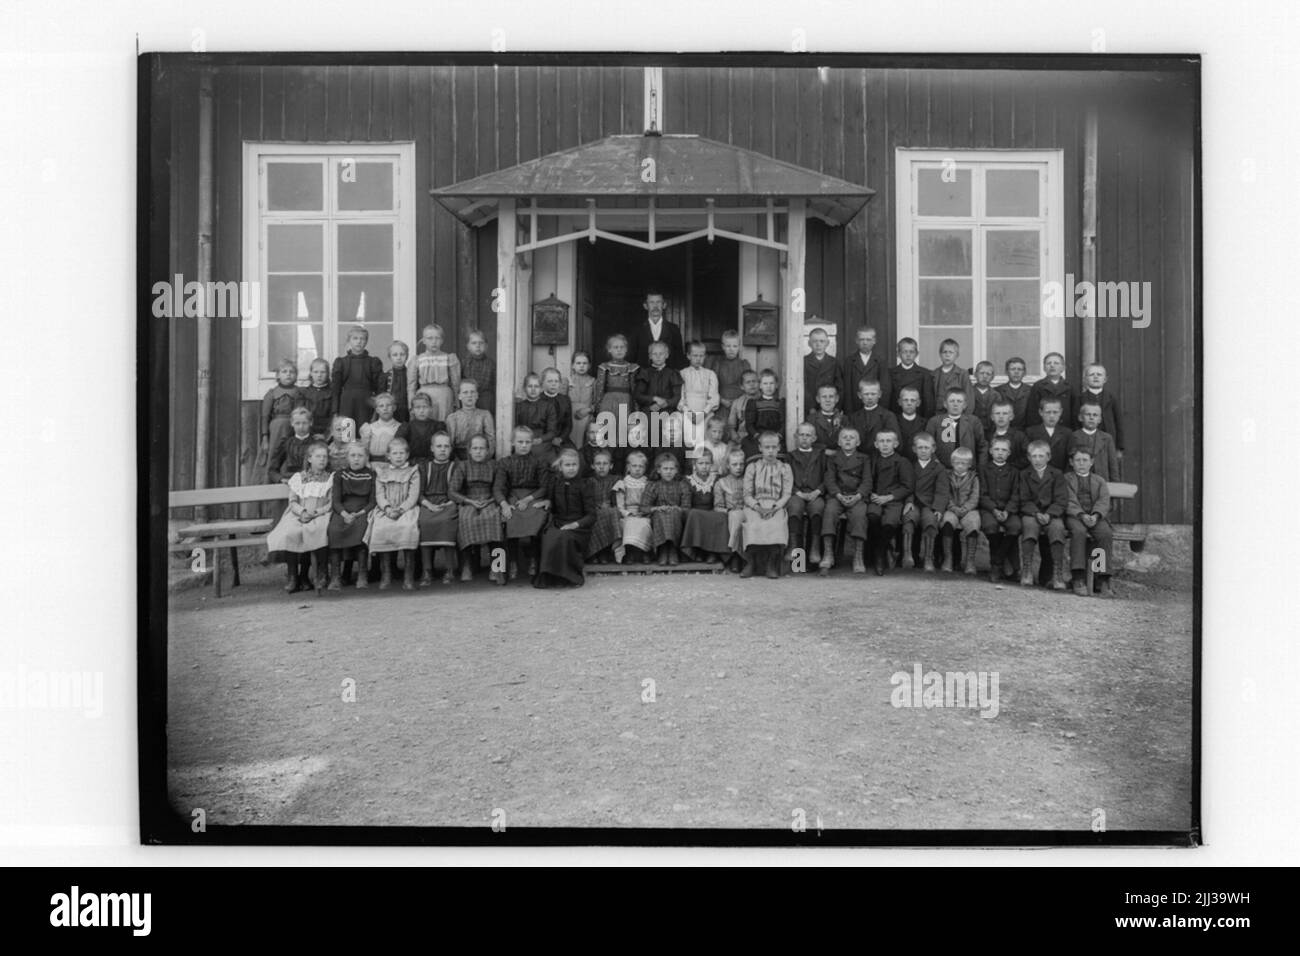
xmin=430 ymin=134 xmax=874 ymax=452
xmin=432 ymin=134 xmax=874 ymax=253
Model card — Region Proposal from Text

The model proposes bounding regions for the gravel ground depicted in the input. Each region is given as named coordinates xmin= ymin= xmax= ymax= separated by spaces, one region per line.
xmin=165 ymin=560 xmax=1194 ymax=833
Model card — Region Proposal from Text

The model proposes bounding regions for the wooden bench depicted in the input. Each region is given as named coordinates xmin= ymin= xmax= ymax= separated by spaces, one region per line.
xmin=168 ymin=484 xmax=289 ymax=597
xmin=1106 ymin=481 xmax=1146 ymax=552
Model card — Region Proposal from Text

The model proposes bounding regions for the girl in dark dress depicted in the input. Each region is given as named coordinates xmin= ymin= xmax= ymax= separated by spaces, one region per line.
xmin=541 ymin=367 xmax=575 ymax=455
xmin=405 ymin=392 xmax=448 ymax=467
xmin=417 ymin=432 xmax=459 ymax=585
xmin=679 ymin=448 xmax=729 ymax=563
xmin=642 ymin=453 xmax=692 ymax=565
xmin=260 ymin=359 xmax=307 ymax=474
xmin=327 ymin=442 xmax=377 ymax=590
xmin=299 ymin=358 xmax=335 ymax=438
xmin=742 ymin=369 xmax=786 ymax=460
xmin=534 ymin=449 xmax=596 ymax=588
xmin=449 ymin=434 xmax=504 ymax=583
xmin=584 ymin=448 xmax=621 ymax=562
xmin=331 ymin=326 xmax=384 ymax=432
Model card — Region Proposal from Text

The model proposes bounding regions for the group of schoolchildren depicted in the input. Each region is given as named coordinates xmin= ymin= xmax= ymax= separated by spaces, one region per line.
xmin=262 ymin=321 xmax=1125 ymax=598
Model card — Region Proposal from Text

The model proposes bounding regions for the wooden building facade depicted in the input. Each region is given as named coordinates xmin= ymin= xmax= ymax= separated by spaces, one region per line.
xmin=148 ymin=58 xmax=1197 ymax=524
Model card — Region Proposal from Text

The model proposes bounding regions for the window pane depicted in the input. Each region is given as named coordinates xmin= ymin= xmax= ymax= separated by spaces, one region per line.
xmin=266 ymin=275 xmax=323 ymax=325
xmin=338 ymin=223 xmax=394 ymax=272
xmin=267 ymin=224 xmax=323 ymax=273
xmin=918 ymin=229 xmax=972 ymax=276
xmin=986 ymin=230 xmax=1039 ymax=277
xmin=986 ymin=169 xmax=1039 ymax=217
xmin=918 ymin=328 xmax=974 ymax=367
xmin=918 ymin=168 xmax=971 ymax=216
xmin=267 ymin=323 xmax=324 ymax=376
xmin=987 ymin=328 xmax=1041 ymax=370
xmin=987 ymin=279 xmax=1042 ymax=326
xmin=267 ymin=162 xmax=323 ymax=211
xmin=337 ymin=274 xmax=393 ymax=325
xmin=337 ymin=161 xmax=395 ymax=211
xmin=919 ymin=278 xmax=972 ymax=325
xmin=338 ymin=323 xmax=394 ymax=362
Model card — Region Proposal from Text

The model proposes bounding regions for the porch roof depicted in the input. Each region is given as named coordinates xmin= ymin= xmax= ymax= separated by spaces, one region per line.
xmin=430 ymin=133 xmax=874 ymax=227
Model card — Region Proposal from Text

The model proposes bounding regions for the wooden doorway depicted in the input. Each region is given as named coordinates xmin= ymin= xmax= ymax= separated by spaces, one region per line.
xmin=575 ymin=235 xmax=738 ymax=363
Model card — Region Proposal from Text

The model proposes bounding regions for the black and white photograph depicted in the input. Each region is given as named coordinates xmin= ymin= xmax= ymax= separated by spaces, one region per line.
xmin=137 ymin=54 xmax=1190 ymax=842
xmin=140 ymin=53 xmax=1199 ymax=843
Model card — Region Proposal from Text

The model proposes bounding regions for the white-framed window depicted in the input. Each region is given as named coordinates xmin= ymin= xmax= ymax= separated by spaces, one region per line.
xmin=895 ymin=149 xmax=1064 ymax=382
xmin=242 ymin=142 xmax=416 ymax=400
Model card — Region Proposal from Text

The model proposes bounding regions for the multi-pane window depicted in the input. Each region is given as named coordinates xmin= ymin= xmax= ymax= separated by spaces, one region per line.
xmin=896 ymin=151 xmax=1063 ymax=380
xmin=243 ymin=144 xmax=415 ymax=399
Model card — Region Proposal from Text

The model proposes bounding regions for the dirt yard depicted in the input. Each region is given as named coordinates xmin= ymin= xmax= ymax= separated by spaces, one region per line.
xmin=165 ymin=558 xmax=1194 ymax=833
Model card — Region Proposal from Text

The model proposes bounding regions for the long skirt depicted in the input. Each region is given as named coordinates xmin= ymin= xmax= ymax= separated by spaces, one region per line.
xmin=596 ymin=392 xmax=632 ymax=418
xmin=537 ymin=523 xmax=592 ymax=585
xmin=587 ymin=505 xmax=622 ymax=557
xmin=365 ymin=508 xmax=420 ymax=553
xmin=725 ymin=509 xmax=746 ymax=553
xmin=570 ymin=406 xmax=591 ymax=448
xmin=338 ymin=387 xmax=373 ymax=433
xmin=681 ymin=508 xmax=731 ymax=555
xmin=418 ymin=503 xmax=459 ymax=547
xmin=617 ymin=514 xmax=653 ymax=561
xmin=327 ymin=510 xmax=372 ymax=550
xmin=266 ymin=415 xmax=294 ymax=463
xmin=267 ymin=503 xmax=330 ymax=557
xmin=743 ymin=506 xmax=790 ymax=548
xmin=417 ymin=383 xmax=455 ymax=422
xmin=457 ymin=501 xmax=503 ymax=547
xmin=650 ymin=507 xmax=687 ymax=548
xmin=504 ymin=495 xmax=549 ymax=539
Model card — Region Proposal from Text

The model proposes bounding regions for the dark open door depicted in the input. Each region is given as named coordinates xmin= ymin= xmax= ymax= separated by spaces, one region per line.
xmin=578 ymin=235 xmax=737 ymax=361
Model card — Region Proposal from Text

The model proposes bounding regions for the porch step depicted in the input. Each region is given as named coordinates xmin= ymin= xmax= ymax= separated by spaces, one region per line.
xmin=586 ymin=561 xmax=727 ymax=575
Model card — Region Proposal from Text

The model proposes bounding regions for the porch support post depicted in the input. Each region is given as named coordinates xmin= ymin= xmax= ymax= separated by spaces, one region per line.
xmin=1081 ymin=106 xmax=1099 ymax=368
xmin=496 ymin=198 xmax=517 ymax=455
xmin=783 ymin=198 xmax=807 ymax=450
xmin=195 ymin=68 xmax=214 ymax=504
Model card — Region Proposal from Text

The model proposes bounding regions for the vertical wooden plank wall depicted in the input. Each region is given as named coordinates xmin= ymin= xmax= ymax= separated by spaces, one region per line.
xmin=165 ymin=63 xmax=1194 ymax=523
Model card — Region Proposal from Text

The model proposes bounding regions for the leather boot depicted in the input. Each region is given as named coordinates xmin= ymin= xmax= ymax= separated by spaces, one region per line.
xmin=402 ymin=551 xmax=416 ymax=590
xmin=1020 ymin=540 xmax=1036 ymax=586
xmin=939 ymin=529 xmax=954 ymax=572
xmin=355 ymin=548 xmax=369 ymax=589
xmin=808 ymin=516 xmax=823 ymax=564
xmin=418 ymin=547 xmax=435 ymax=587
xmin=1072 ymin=571 xmax=1089 ymax=597
xmin=818 ymin=535 xmax=835 ymax=575
xmin=740 ymin=548 xmax=754 ymax=578
xmin=901 ymin=526 xmax=915 ymax=569
xmin=787 ymin=516 xmax=802 ymax=562
xmin=922 ymin=530 xmax=937 ymax=572
xmin=313 ymin=551 xmax=327 ymax=595
xmin=283 ymin=559 xmax=300 ymax=593
xmin=765 ymin=546 xmax=780 ymax=579
xmin=852 ymin=540 xmax=866 ymax=574
xmin=1051 ymin=543 xmax=1068 ymax=590
xmin=964 ymin=533 xmax=979 ymax=575
xmin=327 ymin=551 xmax=343 ymax=591
xmin=987 ymin=534 xmax=1003 ymax=583
xmin=378 ymin=554 xmax=393 ymax=590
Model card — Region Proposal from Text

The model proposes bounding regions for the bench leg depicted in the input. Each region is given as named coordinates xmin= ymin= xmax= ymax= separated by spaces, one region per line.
xmin=229 ymin=535 xmax=241 ymax=588
xmin=212 ymin=547 xmax=223 ymax=598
